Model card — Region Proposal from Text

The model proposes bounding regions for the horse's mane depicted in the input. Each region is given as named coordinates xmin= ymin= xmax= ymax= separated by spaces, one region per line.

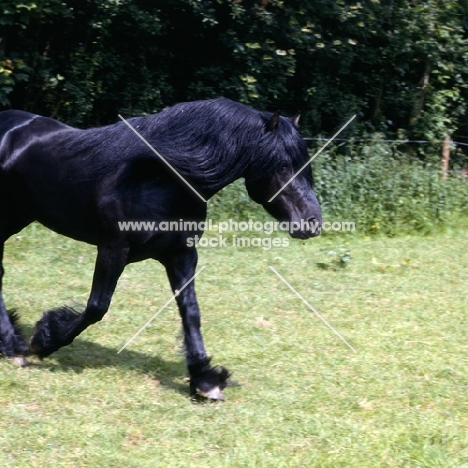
xmin=61 ymin=98 xmax=309 ymax=193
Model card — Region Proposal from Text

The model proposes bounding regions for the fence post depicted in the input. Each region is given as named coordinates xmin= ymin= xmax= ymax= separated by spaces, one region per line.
xmin=441 ymin=136 xmax=450 ymax=179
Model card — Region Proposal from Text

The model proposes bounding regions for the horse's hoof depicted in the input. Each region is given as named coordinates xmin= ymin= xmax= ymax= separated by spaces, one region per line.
xmin=199 ymin=386 xmax=225 ymax=401
xmin=29 ymin=334 xmax=53 ymax=358
xmin=29 ymin=306 xmax=79 ymax=358
xmin=12 ymin=356 xmax=29 ymax=367
xmin=29 ymin=335 xmax=42 ymax=355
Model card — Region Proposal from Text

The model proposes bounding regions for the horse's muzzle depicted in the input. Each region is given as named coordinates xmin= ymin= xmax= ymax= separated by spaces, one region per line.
xmin=290 ymin=217 xmax=321 ymax=239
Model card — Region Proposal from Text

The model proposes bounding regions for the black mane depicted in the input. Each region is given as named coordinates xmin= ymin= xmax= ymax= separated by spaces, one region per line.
xmin=59 ymin=98 xmax=309 ymax=193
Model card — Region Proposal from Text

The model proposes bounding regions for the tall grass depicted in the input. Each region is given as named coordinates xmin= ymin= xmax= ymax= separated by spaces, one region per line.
xmin=208 ymin=139 xmax=468 ymax=236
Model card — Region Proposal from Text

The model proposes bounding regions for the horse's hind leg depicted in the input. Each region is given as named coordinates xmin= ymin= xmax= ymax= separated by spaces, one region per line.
xmin=0 ymin=242 xmax=28 ymax=364
xmin=29 ymin=239 xmax=129 ymax=357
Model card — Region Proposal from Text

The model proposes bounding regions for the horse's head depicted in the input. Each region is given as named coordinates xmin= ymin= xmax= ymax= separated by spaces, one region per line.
xmin=244 ymin=111 xmax=322 ymax=239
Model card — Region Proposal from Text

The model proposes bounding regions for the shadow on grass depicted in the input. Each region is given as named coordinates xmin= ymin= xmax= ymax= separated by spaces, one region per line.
xmin=18 ymin=323 xmax=194 ymax=398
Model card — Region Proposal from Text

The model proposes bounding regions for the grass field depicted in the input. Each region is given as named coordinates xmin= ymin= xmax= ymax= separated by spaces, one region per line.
xmin=1 ymin=223 xmax=468 ymax=467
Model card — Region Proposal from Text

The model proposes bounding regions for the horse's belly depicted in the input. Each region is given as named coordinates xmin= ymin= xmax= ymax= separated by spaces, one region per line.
xmin=38 ymin=217 xmax=100 ymax=245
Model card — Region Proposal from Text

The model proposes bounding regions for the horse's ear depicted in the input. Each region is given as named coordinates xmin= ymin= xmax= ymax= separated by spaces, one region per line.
xmin=291 ymin=111 xmax=301 ymax=128
xmin=265 ymin=111 xmax=280 ymax=132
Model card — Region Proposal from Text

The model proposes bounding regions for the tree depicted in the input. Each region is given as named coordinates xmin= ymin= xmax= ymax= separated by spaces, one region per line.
xmin=1 ymin=0 xmax=468 ymax=146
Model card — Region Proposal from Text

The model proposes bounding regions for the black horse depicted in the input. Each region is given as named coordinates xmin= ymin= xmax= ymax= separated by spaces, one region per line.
xmin=0 ymin=98 xmax=321 ymax=399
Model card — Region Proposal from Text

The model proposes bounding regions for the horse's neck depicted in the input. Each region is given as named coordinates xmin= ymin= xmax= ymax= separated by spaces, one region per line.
xmin=186 ymin=144 xmax=249 ymax=195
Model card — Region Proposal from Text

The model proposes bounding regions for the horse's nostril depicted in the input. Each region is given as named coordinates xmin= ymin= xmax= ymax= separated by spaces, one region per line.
xmin=307 ymin=217 xmax=321 ymax=233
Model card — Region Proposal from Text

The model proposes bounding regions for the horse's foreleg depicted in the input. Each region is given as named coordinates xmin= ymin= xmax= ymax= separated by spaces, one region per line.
xmin=163 ymin=248 xmax=230 ymax=400
xmin=29 ymin=241 xmax=129 ymax=358
xmin=0 ymin=243 xmax=28 ymax=364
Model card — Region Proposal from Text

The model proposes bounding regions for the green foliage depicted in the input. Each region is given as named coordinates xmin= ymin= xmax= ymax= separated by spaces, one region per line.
xmin=0 ymin=0 xmax=170 ymax=125
xmin=0 ymin=57 xmax=29 ymax=106
xmin=316 ymin=244 xmax=352 ymax=270
xmin=312 ymin=140 xmax=468 ymax=235
xmin=1 ymin=0 xmax=468 ymax=141
xmin=207 ymin=179 xmax=271 ymax=222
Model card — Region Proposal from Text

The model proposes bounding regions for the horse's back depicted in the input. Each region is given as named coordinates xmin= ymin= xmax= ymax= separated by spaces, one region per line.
xmin=0 ymin=110 xmax=40 ymax=139
xmin=0 ymin=109 xmax=36 ymax=126
xmin=0 ymin=110 xmax=71 ymax=137
xmin=0 ymin=110 xmax=36 ymax=150
xmin=0 ymin=110 xmax=72 ymax=170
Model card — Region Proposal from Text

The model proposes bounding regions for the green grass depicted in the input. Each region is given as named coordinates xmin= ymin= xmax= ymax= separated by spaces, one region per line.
xmin=1 ymin=223 xmax=468 ymax=467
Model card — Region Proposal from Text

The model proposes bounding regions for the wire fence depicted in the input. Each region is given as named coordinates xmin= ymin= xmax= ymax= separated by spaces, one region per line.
xmin=303 ymin=137 xmax=468 ymax=176
xmin=304 ymin=137 xmax=468 ymax=147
